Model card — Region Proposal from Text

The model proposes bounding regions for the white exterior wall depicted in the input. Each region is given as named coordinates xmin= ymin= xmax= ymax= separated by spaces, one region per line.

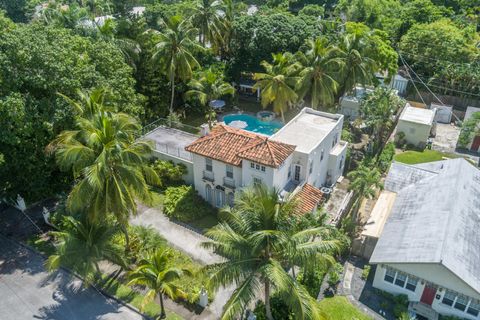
xmin=339 ymin=97 xmax=361 ymax=119
xmin=373 ymin=264 xmax=480 ymax=320
xmin=305 ymin=121 xmax=344 ymax=188
xmin=192 ymin=154 xmax=242 ymax=207
xmin=272 ymin=154 xmax=293 ymax=190
xmin=242 ymin=161 xmax=274 ymax=188
xmin=396 ymin=120 xmax=431 ymax=148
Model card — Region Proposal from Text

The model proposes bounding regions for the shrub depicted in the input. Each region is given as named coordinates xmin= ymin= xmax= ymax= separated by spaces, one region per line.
xmin=298 ymin=267 xmax=327 ymax=297
xmin=163 ymin=185 xmax=216 ymax=222
xmin=151 ymin=160 xmax=187 ymax=188
xmin=378 ymin=142 xmax=395 ymax=172
xmin=327 ymin=262 xmax=344 ymax=288
xmin=361 ymin=265 xmax=371 ymax=280
xmin=393 ymin=294 xmax=409 ymax=318
xmin=254 ymin=295 xmax=294 ymax=320
xmin=395 ymin=131 xmax=406 ymax=148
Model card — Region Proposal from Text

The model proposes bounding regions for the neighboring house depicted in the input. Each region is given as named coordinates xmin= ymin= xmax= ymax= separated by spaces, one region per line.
xmin=395 ymin=104 xmax=436 ymax=148
xmin=375 ymin=73 xmax=409 ymax=96
xmin=339 ymin=86 xmax=373 ymax=120
xmin=461 ymin=106 xmax=480 ymax=153
xmin=184 ymin=108 xmax=348 ymax=210
xmin=365 ymin=159 xmax=480 ymax=320
xmin=431 ymin=103 xmax=453 ymax=124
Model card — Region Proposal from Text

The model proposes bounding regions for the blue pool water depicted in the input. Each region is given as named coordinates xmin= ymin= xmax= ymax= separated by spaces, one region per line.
xmin=223 ymin=114 xmax=283 ymax=136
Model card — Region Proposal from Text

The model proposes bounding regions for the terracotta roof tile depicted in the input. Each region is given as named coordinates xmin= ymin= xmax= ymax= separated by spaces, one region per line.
xmin=296 ymin=184 xmax=324 ymax=214
xmin=185 ymin=125 xmax=295 ymax=168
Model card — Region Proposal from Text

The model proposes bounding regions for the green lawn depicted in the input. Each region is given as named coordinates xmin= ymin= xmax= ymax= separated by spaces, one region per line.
xmin=393 ymin=149 xmax=459 ymax=164
xmin=187 ymin=214 xmax=219 ymax=232
xmin=318 ymin=296 xmax=372 ymax=320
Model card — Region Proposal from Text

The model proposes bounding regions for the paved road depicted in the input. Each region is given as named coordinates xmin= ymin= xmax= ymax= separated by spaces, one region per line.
xmin=0 ymin=236 xmax=146 ymax=320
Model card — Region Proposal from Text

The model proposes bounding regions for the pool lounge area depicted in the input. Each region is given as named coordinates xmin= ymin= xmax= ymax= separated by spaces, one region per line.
xmin=222 ymin=113 xmax=283 ymax=136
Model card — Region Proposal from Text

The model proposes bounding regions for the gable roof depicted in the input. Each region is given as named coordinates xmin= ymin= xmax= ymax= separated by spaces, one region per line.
xmin=185 ymin=125 xmax=295 ymax=168
xmin=296 ymin=184 xmax=324 ymax=214
xmin=370 ymin=158 xmax=480 ymax=295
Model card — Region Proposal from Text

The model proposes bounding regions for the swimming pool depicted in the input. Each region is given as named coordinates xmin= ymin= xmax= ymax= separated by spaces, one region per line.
xmin=223 ymin=114 xmax=283 ymax=136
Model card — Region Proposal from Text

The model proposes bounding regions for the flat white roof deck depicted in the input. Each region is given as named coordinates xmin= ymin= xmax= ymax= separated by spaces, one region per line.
xmin=271 ymin=108 xmax=341 ymax=153
xmin=400 ymin=104 xmax=436 ymax=125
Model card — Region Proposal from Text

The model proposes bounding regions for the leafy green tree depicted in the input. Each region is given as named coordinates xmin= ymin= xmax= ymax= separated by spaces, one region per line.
xmin=189 ymin=0 xmax=224 ymax=48
xmin=128 ymin=249 xmax=189 ymax=319
xmin=458 ymin=112 xmax=480 ymax=149
xmin=150 ymin=16 xmax=202 ymax=115
xmin=0 ymin=23 xmax=142 ymax=202
xmin=227 ymin=12 xmax=323 ymax=78
xmin=295 ymin=37 xmax=341 ymax=109
xmin=46 ymin=215 xmax=125 ymax=284
xmin=0 ymin=0 xmax=29 ymax=22
xmin=360 ymin=87 xmax=404 ymax=153
xmin=254 ymin=53 xmax=299 ymax=121
xmin=186 ymin=68 xmax=235 ymax=107
xmin=203 ymin=185 xmax=338 ymax=320
xmin=48 ymin=89 xmax=159 ymax=248
xmin=298 ymin=4 xmax=325 ymax=17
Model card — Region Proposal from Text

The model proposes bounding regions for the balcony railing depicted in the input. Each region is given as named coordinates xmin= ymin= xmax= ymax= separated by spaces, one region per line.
xmin=223 ymin=177 xmax=236 ymax=189
xmin=203 ymin=170 xmax=214 ymax=182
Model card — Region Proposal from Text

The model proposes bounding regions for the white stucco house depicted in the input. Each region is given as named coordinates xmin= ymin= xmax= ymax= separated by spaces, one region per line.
xmin=339 ymin=86 xmax=373 ymax=120
xmin=366 ymin=158 xmax=480 ymax=320
xmin=184 ymin=108 xmax=348 ymax=210
xmin=395 ymin=104 xmax=436 ymax=148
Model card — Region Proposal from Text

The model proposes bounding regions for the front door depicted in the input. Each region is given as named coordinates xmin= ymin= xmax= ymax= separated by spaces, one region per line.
xmin=420 ymin=285 xmax=437 ymax=306
xmin=294 ymin=165 xmax=301 ymax=182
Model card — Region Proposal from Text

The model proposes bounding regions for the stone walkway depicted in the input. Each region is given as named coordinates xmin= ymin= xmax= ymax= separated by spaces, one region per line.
xmin=131 ymin=206 xmax=234 ymax=319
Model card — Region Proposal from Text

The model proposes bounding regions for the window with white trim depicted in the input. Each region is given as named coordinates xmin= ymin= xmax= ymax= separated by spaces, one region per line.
xmin=454 ymin=295 xmax=468 ymax=312
xmin=253 ymin=177 xmax=262 ymax=186
xmin=442 ymin=290 xmax=456 ymax=307
xmin=384 ymin=268 xmax=395 ymax=283
xmin=405 ymin=276 xmax=418 ymax=292
xmin=467 ymin=300 xmax=480 ymax=317
xmin=250 ymin=162 xmax=255 ymax=169
xmin=394 ymin=272 xmax=406 ymax=287
xmin=251 ymin=162 xmax=266 ymax=172
xmin=226 ymin=165 xmax=233 ymax=178
xmin=206 ymin=158 xmax=213 ymax=172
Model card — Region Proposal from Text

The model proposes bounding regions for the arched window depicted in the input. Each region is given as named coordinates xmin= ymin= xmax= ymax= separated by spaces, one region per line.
xmin=205 ymin=184 xmax=213 ymax=205
xmin=227 ymin=192 xmax=235 ymax=207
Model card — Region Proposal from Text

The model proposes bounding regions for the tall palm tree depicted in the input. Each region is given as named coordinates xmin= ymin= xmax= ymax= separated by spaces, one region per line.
xmin=186 ymin=68 xmax=235 ymax=106
xmin=335 ymin=33 xmax=376 ymax=100
xmin=150 ymin=16 xmax=202 ymax=115
xmin=253 ymin=53 xmax=299 ymax=122
xmin=295 ymin=37 xmax=342 ymax=109
xmin=128 ymin=249 xmax=189 ymax=319
xmin=347 ymin=161 xmax=382 ymax=219
xmin=46 ymin=216 xmax=125 ymax=284
xmin=189 ymin=0 xmax=224 ymax=48
xmin=202 ymin=185 xmax=339 ymax=320
xmin=48 ymin=89 xmax=160 ymax=249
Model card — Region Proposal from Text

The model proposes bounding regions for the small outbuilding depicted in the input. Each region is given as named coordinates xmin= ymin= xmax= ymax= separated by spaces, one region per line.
xmin=396 ymin=104 xmax=436 ymax=148
xmin=431 ymin=103 xmax=453 ymax=124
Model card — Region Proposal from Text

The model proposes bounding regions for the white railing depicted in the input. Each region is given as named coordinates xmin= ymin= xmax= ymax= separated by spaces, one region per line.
xmin=223 ymin=177 xmax=236 ymax=189
xmin=155 ymin=142 xmax=193 ymax=161
xmin=203 ymin=170 xmax=214 ymax=181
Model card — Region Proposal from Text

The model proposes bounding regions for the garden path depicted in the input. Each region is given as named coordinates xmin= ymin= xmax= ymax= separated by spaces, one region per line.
xmin=131 ymin=205 xmax=234 ymax=319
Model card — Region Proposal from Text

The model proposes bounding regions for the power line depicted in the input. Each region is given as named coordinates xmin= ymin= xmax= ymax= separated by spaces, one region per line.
xmin=399 ymin=53 xmax=427 ymax=105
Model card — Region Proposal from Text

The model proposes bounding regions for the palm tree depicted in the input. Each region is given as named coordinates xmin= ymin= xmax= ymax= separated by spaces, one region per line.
xmin=202 ymin=185 xmax=339 ymax=320
xmin=295 ymin=37 xmax=342 ymax=109
xmin=347 ymin=161 xmax=382 ymax=220
xmin=189 ymin=0 xmax=224 ymax=48
xmin=186 ymin=68 xmax=235 ymax=106
xmin=335 ymin=33 xmax=376 ymax=100
xmin=128 ymin=249 xmax=189 ymax=319
xmin=48 ymin=89 xmax=160 ymax=249
xmin=46 ymin=216 xmax=125 ymax=284
xmin=150 ymin=16 xmax=202 ymax=115
xmin=253 ymin=53 xmax=299 ymax=122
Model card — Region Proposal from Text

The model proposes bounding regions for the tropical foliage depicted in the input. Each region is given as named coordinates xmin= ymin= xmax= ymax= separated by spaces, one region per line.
xmin=203 ymin=185 xmax=340 ymax=320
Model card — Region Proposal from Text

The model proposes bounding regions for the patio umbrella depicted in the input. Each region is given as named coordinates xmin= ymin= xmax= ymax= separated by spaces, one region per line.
xmin=209 ymin=100 xmax=226 ymax=110
xmin=228 ymin=120 xmax=248 ymax=129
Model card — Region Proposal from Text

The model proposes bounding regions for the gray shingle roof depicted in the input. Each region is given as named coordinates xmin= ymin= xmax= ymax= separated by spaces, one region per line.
xmin=370 ymin=158 xmax=480 ymax=294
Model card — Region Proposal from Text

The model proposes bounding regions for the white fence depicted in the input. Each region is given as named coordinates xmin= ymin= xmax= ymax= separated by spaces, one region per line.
xmin=154 ymin=142 xmax=193 ymax=161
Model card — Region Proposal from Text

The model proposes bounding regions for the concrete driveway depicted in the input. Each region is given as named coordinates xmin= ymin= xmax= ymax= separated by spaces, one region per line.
xmin=0 ymin=236 xmax=146 ymax=320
